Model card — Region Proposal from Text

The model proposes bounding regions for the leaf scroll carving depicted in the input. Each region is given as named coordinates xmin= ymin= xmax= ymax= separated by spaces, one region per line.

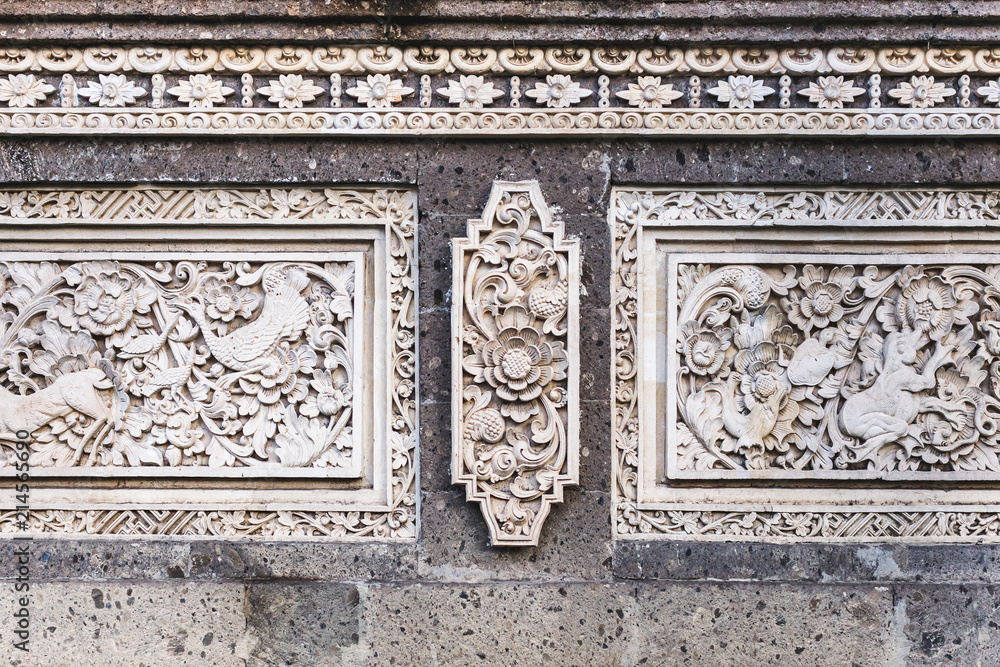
xmin=672 ymin=260 xmax=1000 ymax=475
xmin=453 ymin=181 xmax=579 ymax=546
xmin=0 ymin=258 xmax=358 ymax=472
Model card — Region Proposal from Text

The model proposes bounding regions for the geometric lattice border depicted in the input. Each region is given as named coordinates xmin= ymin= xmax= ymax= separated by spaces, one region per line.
xmin=0 ymin=187 xmax=417 ymax=540
xmin=611 ymin=187 xmax=1000 ymax=542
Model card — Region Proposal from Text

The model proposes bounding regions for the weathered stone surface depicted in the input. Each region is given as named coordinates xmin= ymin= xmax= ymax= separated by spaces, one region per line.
xmin=363 ymin=582 xmax=637 ymax=666
xmin=893 ymin=585 xmax=1000 ymax=665
xmin=418 ymin=489 xmax=612 ymax=583
xmin=634 ymin=583 xmax=895 ymax=666
xmin=614 ymin=541 xmax=1000 ymax=585
xmin=245 ymin=583 xmax=363 ymax=666
xmin=5 ymin=582 xmax=247 ymax=666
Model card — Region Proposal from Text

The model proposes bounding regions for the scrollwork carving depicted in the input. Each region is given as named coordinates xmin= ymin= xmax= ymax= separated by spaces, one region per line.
xmin=612 ymin=187 xmax=1000 ymax=542
xmin=0 ymin=187 xmax=418 ymax=540
xmin=453 ymin=181 xmax=579 ymax=546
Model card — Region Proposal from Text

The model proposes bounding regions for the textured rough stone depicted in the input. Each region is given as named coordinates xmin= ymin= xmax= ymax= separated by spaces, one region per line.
xmin=363 ymin=582 xmax=637 ymax=666
xmin=5 ymin=1 xmax=1000 ymax=43
xmin=635 ymin=583 xmax=894 ymax=666
xmin=5 ymin=582 xmax=247 ymax=666
xmin=891 ymin=585 xmax=1000 ymax=666
xmin=0 ymin=540 xmax=417 ymax=583
xmin=245 ymin=583 xmax=363 ymax=666
xmin=418 ymin=489 xmax=612 ymax=582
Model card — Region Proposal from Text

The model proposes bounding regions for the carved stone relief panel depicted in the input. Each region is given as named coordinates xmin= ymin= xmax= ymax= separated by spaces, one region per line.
xmin=453 ymin=181 xmax=579 ymax=546
xmin=612 ymin=188 xmax=1000 ymax=541
xmin=0 ymin=187 xmax=417 ymax=539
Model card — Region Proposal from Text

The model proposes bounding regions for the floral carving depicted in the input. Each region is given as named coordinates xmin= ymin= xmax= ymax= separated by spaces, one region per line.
xmin=797 ymin=75 xmax=865 ymax=109
xmin=976 ymin=80 xmax=1000 ymax=105
xmin=346 ymin=74 xmax=414 ymax=108
xmin=0 ymin=187 xmax=418 ymax=540
xmin=60 ymin=261 xmax=157 ymax=346
xmin=613 ymin=188 xmax=1000 ymax=542
xmin=166 ymin=74 xmax=235 ymax=108
xmin=615 ymin=76 xmax=684 ymax=109
xmin=785 ymin=265 xmax=854 ymax=333
xmin=79 ymin=73 xmax=146 ymax=107
xmin=454 ymin=181 xmax=579 ymax=546
xmin=436 ymin=75 xmax=505 ymax=108
xmin=0 ymin=74 xmax=55 ymax=107
xmin=0 ymin=259 xmax=355 ymax=471
xmin=888 ymin=75 xmax=955 ymax=108
xmin=256 ymin=74 xmax=325 ymax=109
xmin=524 ymin=74 xmax=592 ymax=108
xmin=671 ymin=261 xmax=1000 ymax=474
xmin=707 ymin=75 xmax=774 ymax=109
xmin=464 ymin=306 xmax=568 ymax=423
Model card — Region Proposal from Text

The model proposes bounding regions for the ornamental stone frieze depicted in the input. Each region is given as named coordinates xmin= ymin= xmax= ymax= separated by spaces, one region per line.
xmin=612 ymin=188 xmax=1000 ymax=542
xmin=453 ymin=181 xmax=579 ymax=546
xmin=3 ymin=44 xmax=1000 ymax=136
xmin=0 ymin=187 xmax=417 ymax=539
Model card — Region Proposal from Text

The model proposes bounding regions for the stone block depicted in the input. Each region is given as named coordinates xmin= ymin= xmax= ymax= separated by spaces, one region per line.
xmin=363 ymin=582 xmax=636 ymax=666
xmin=418 ymin=489 xmax=612 ymax=583
xmin=634 ymin=582 xmax=894 ymax=666
xmin=6 ymin=581 xmax=247 ymax=666
xmin=245 ymin=582 xmax=363 ymax=666
xmin=891 ymin=584 xmax=1000 ymax=666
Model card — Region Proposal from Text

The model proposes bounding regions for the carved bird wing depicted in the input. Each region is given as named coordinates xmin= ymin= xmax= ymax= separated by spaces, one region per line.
xmin=230 ymin=285 xmax=310 ymax=364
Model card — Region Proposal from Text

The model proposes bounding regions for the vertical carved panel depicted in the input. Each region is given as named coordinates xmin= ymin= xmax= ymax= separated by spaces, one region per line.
xmin=452 ymin=181 xmax=579 ymax=546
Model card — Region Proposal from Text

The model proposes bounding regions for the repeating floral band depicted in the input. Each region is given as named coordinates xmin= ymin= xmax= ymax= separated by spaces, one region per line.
xmin=2 ymin=44 xmax=1000 ymax=135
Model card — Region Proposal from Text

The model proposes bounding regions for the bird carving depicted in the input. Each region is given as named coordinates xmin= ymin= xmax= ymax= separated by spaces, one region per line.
xmin=168 ymin=267 xmax=311 ymax=373
xmin=142 ymin=342 xmax=198 ymax=396
xmin=118 ymin=315 xmax=181 ymax=359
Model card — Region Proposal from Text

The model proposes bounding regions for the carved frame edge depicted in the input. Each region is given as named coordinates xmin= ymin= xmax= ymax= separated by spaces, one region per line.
xmin=611 ymin=186 xmax=1000 ymax=543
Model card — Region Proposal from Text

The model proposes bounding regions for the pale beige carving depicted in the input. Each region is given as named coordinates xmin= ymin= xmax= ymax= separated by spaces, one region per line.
xmin=1 ymin=41 xmax=996 ymax=136
xmin=0 ymin=187 xmax=418 ymax=540
xmin=453 ymin=181 xmax=579 ymax=546
xmin=613 ymin=187 xmax=1000 ymax=542
xmin=706 ymin=75 xmax=774 ymax=108
xmin=0 ymin=74 xmax=54 ymax=107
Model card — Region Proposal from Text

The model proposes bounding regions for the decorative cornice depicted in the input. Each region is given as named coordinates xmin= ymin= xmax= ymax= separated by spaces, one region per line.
xmin=1 ymin=44 xmax=1000 ymax=136
xmin=1 ymin=45 xmax=997 ymax=76
xmin=4 ymin=108 xmax=1000 ymax=137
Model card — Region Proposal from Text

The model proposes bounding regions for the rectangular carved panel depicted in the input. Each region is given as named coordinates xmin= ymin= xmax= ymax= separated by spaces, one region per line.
xmin=0 ymin=187 xmax=417 ymax=539
xmin=613 ymin=187 xmax=1000 ymax=542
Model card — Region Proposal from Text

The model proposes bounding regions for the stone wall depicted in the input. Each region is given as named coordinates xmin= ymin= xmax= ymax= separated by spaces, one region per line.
xmin=3 ymin=3 xmax=1000 ymax=665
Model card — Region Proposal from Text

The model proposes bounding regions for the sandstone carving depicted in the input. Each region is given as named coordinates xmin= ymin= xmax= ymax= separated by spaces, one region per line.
xmin=453 ymin=181 xmax=579 ymax=546
xmin=1 ymin=42 xmax=1000 ymax=137
xmin=672 ymin=263 xmax=1000 ymax=474
xmin=612 ymin=187 xmax=1000 ymax=542
xmin=0 ymin=187 xmax=418 ymax=539
xmin=0 ymin=258 xmax=355 ymax=471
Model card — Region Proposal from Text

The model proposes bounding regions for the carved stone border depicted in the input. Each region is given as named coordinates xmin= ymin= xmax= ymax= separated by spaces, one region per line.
xmin=0 ymin=187 xmax=418 ymax=540
xmin=611 ymin=187 xmax=1000 ymax=542
xmin=0 ymin=44 xmax=993 ymax=77
xmin=453 ymin=181 xmax=579 ymax=546
xmin=2 ymin=43 xmax=1000 ymax=136
xmin=5 ymin=109 xmax=1000 ymax=137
